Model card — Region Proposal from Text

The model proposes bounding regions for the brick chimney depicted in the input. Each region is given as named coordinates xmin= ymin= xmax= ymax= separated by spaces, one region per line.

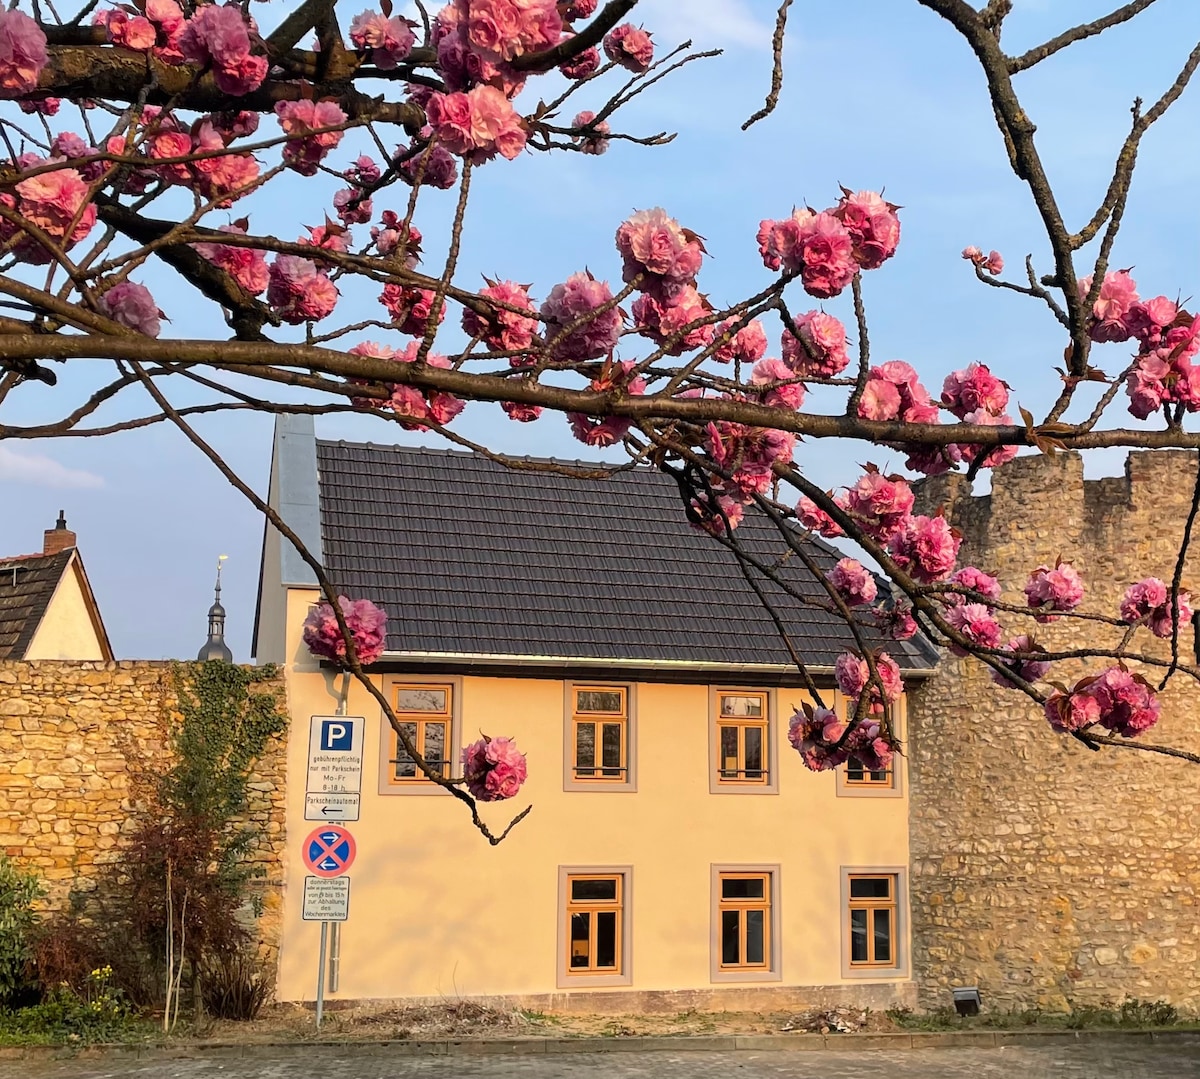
xmin=43 ymin=510 xmax=76 ymax=556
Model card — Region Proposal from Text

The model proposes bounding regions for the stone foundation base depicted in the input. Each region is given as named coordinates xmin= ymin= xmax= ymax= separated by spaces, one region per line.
xmin=312 ymin=981 xmax=918 ymax=1015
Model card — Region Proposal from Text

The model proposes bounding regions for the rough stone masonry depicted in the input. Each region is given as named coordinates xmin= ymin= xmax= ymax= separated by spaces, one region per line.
xmin=908 ymin=450 xmax=1200 ymax=1012
xmin=0 ymin=660 xmax=288 ymax=957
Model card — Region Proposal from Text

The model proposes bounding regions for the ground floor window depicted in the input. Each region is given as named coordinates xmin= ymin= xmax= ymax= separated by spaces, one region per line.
xmin=847 ymin=874 xmax=897 ymax=968
xmin=559 ymin=867 xmax=632 ymax=987
xmin=711 ymin=865 xmax=781 ymax=982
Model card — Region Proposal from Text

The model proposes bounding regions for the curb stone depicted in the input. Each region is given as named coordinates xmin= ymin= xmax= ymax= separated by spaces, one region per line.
xmin=1 ymin=1028 xmax=1200 ymax=1060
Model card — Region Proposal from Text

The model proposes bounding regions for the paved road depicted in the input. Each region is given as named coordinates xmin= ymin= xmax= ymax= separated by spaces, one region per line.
xmin=5 ymin=1040 xmax=1200 ymax=1079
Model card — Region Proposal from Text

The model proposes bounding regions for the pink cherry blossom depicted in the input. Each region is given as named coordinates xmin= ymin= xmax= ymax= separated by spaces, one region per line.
xmin=983 ymin=251 xmax=1003 ymax=274
xmin=843 ymin=717 xmax=894 ymax=773
xmin=631 ymin=285 xmax=713 ymax=354
xmin=858 ymin=360 xmax=933 ymax=422
xmin=568 ymin=361 xmax=646 ymax=447
xmin=275 ymin=100 xmax=348 ymax=176
xmin=1024 ymin=560 xmax=1084 ymax=622
xmin=1120 ymin=577 xmax=1193 ymax=639
xmin=8 ymin=168 xmax=98 ymax=260
xmin=712 ymin=318 xmax=768 ymax=364
xmin=781 ymin=311 xmax=850 ymax=379
xmin=302 ymin=596 xmax=388 ymax=667
xmin=0 ymin=10 xmax=47 ymax=97
xmin=689 ymin=491 xmax=745 ymax=536
xmin=954 ymin=408 xmax=1019 ymax=470
xmin=97 ymin=281 xmax=162 ymax=337
xmin=796 ymin=495 xmax=844 ymax=538
xmin=96 ymin=9 xmax=157 ymax=50
xmin=572 ymin=110 xmax=610 ymax=155
xmin=947 ymin=565 xmax=1001 ymax=604
xmin=833 ymin=189 xmax=900 ymax=270
xmin=750 ymin=357 xmax=806 ymax=410
xmin=795 ymin=212 xmax=858 ymax=298
xmin=1124 ymin=316 xmax=1200 ymax=419
xmin=426 ymin=85 xmax=527 ymax=163
xmin=828 ymin=558 xmax=878 ymax=606
xmin=990 ymin=634 xmax=1051 ymax=689
xmin=395 ymin=139 xmax=460 ymax=189
xmin=178 ymin=4 xmax=267 ymax=96
xmin=944 ymin=602 xmax=1002 ymax=657
xmin=190 ymin=121 xmax=260 ymax=205
xmin=942 ymin=362 xmax=1009 ymax=419
xmin=788 ymin=705 xmax=849 ymax=772
xmin=461 ymin=735 xmax=527 ymax=801
xmin=844 ymin=467 xmax=914 ymax=541
xmin=1078 ymin=269 xmax=1139 ymax=343
xmin=502 ymin=400 xmax=542 ymax=423
xmin=378 ymin=284 xmax=443 ymax=336
xmin=603 ymin=23 xmax=653 ymax=72
xmin=875 ymin=600 xmax=918 ymax=641
xmin=346 ymin=341 xmax=397 ymax=409
xmin=616 ymin=207 xmax=703 ymax=300
xmin=267 ymin=255 xmax=339 ymax=323
xmin=371 ymin=211 xmax=421 ymax=263
xmin=887 ymin=514 xmax=961 ymax=584
xmin=562 ymin=0 xmax=599 ymax=18
xmin=462 ymin=279 xmax=538 ymax=355
xmin=349 ymin=10 xmax=416 ymax=68
xmin=541 ymin=271 xmax=624 ymax=361
xmin=704 ymin=422 xmax=795 ymax=500
xmin=1085 ymin=666 xmax=1160 ymax=737
xmin=835 ymin=652 xmax=902 ymax=709
xmin=1126 ymin=295 xmax=1179 ymax=348
xmin=560 ymin=45 xmax=599 ymax=79
xmin=1043 ymin=689 xmax=1101 ymax=734
xmin=194 ymin=224 xmax=270 ymax=295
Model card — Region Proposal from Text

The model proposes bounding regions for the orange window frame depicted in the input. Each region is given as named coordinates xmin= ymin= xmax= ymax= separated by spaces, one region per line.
xmin=847 ymin=875 xmax=897 ymax=968
xmin=571 ymin=686 xmax=628 ymax=782
xmin=388 ymin=683 xmax=453 ymax=785
xmin=716 ymin=692 xmax=770 ymax=785
xmin=717 ymin=872 xmax=772 ymax=971
xmin=565 ymin=874 xmax=624 ymax=976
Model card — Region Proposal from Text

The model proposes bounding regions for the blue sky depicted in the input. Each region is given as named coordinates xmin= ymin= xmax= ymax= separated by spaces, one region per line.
xmin=1 ymin=0 xmax=1197 ymax=660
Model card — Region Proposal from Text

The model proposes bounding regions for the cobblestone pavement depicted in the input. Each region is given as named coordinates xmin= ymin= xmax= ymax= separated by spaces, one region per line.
xmin=4 ymin=1040 xmax=1200 ymax=1079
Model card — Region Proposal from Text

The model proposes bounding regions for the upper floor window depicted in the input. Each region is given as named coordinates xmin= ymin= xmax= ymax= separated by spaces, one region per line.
xmin=710 ymin=690 xmax=776 ymax=793
xmin=835 ymin=690 xmax=903 ymax=798
xmin=388 ymin=683 xmax=453 ymax=785
xmin=564 ymin=684 xmax=636 ymax=791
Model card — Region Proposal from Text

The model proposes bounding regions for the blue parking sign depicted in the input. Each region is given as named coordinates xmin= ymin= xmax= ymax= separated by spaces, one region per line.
xmin=321 ymin=719 xmax=353 ymax=751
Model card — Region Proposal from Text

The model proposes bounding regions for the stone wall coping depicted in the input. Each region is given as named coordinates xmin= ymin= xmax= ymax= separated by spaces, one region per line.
xmin=2 ymin=1027 xmax=1198 ymax=1060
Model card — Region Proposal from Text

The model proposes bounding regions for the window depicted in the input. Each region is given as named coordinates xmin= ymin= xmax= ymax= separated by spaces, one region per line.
xmin=558 ymin=867 xmax=632 ymax=987
xmin=378 ymin=680 xmax=460 ymax=795
xmin=835 ymin=691 xmax=903 ymax=798
xmin=709 ymin=689 xmax=776 ymax=793
xmin=840 ymin=868 xmax=908 ymax=978
xmin=710 ymin=868 xmax=781 ymax=982
xmin=569 ymin=686 xmax=629 ymax=784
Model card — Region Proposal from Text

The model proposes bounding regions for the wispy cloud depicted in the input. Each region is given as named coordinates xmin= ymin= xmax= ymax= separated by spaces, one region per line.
xmin=0 ymin=446 xmax=104 ymax=489
xmin=636 ymin=0 xmax=771 ymax=52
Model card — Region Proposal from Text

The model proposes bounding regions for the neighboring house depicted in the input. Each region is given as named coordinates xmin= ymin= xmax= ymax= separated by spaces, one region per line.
xmin=0 ymin=513 xmax=113 ymax=662
xmin=255 ymin=416 xmax=937 ymax=1009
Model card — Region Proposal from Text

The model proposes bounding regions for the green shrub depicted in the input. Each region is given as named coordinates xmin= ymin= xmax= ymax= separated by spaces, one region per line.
xmin=0 ymin=966 xmax=143 ymax=1045
xmin=0 ymin=856 xmax=40 ymax=1006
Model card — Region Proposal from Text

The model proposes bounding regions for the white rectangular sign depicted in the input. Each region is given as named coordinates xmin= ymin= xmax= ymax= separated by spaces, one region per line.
xmin=305 ymin=715 xmax=365 ymax=822
xmin=302 ymin=875 xmax=350 ymax=921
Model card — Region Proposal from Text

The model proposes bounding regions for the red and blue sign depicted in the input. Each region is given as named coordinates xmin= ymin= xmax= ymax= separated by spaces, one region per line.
xmin=302 ymin=825 xmax=356 ymax=878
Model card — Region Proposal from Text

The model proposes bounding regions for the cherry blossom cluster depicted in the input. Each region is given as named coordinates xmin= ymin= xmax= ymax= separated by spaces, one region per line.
xmin=758 ymin=189 xmax=900 ymax=299
xmin=1043 ymin=666 xmax=1160 ymax=738
xmin=461 ymin=735 xmax=528 ymax=801
xmin=302 ymin=596 xmax=389 ymax=667
xmin=787 ymin=704 xmax=893 ymax=774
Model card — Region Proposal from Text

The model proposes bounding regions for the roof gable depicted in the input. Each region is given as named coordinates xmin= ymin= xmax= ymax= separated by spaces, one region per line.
xmin=0 ymin=550 xmax=73 ymax=659
xmin=314 ymin=440 xmax=936 ymax=674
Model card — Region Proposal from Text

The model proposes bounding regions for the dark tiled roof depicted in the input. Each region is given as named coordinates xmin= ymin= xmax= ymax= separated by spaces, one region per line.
xmin=0 ymin=550 xmax=71 ymax=660
xmin=315 ymin=441 xmax=937 ymax=673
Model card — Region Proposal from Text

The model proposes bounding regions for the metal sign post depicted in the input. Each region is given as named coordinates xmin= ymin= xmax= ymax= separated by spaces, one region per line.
xmin=301 ymin=827 xmax=356 ymax=1029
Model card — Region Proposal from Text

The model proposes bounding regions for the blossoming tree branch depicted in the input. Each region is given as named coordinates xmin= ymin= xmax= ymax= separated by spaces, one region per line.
xmin=0 ymin=0 xmax=1198 ymax=839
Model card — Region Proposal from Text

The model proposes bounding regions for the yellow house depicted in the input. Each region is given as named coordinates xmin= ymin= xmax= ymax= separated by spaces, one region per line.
xmin=0 ymin=513 xmax=112 ymax=662
xmin=254 ymin=417 xmax=936 ymax=1011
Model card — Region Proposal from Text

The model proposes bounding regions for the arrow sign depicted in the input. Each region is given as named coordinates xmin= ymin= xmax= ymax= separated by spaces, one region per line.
xmin=302 ymin=825 xmax=356 ymax=878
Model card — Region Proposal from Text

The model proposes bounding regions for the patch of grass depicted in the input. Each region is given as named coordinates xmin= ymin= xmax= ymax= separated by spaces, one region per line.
xmin=887 ymin=998 xmax=1186 ymax=1033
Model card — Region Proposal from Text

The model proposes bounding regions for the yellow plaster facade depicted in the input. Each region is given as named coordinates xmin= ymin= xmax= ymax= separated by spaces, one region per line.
xmin=25 ymin=558 xmax=108 ymax=662
xmin=274 ymin=588 xmax=913 ymax=1007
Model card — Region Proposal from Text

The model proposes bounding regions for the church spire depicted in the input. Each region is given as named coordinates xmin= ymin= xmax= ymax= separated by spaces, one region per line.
xmin=197 ymin=555 xmax=233 ymax=663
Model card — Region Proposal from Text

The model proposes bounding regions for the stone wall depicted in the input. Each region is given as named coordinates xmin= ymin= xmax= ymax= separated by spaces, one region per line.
xmin=0 ymin=660 xmax=288 ymax=956
xmin=908 ymin=450 xmax=1200 ymax=1012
